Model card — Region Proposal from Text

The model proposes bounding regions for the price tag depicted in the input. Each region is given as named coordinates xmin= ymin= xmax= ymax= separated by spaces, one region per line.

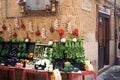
xmin=53 ymin=69 xmax=62 ymax=80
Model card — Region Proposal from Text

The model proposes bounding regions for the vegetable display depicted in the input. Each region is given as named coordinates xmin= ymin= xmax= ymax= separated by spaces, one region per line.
xmin=52 ymin=37 xmax=85 ymax=63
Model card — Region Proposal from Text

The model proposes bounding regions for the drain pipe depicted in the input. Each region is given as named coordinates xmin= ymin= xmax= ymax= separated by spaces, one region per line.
xmin=114 ymin=0 xmax=117 ymax=64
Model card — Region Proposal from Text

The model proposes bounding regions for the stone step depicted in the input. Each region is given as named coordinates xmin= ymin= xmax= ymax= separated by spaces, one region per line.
xmin=112 ymin=72 xmax=120 ymax=77
xmin=97 ymin=66 xmax=120 ymax=80
xmin=104 ymin=77 xmax=120 ymax=80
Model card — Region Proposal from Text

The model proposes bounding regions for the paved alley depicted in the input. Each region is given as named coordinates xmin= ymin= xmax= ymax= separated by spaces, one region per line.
xmin=97 ymin=65 xmax=120 ymax=80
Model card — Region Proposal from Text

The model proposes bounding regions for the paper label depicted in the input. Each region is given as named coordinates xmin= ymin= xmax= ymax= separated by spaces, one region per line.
xmin=53 ymin=69 xmax=62 ymax=80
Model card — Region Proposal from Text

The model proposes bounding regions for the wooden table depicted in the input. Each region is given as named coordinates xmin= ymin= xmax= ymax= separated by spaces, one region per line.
xmin=69 ymin=71 xmax=96 ymax=80
xmin=0 ymin=65 xmax=96 ymax=80
xmin=22 ymin=69 xmax=49 ymax=80
xmin=0 ymin=65 xmax=16 ymax=80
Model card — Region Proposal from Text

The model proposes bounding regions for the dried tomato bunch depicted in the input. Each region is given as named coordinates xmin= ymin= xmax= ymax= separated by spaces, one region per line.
xmin=2 ymin=24 xmax=7 ymax=30
xmin=13 ymin=32 xmax=17 ymax=38
xmin=35 ymin=26 xmax=41 ymax=36
xmin=50 ymin=26 xmax=54 ymax=33
xmin=73 ymin=28 xmax=79 ymax=36
xmin=58 ymin=28 xmax=64 ymax=37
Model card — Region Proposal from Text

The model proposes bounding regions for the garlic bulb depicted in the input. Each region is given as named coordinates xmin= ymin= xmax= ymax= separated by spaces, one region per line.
xmin=7 ymin=24 xmax=12 ymax=37
xmin=48 ymin=41 xmax=53 ymax=46
xmin=14 ymin=17 xmax=20 ymax=28
xmin=28 ymin=21 xmax=34 ymax=33
xmin=72 ymin=38 xmax=77 ymax=42
xmin=41 ymin=27 xmax=47 ymax=39
xmin=61 ymin=38 xmax=66 ymax=43
xmin=67 ymin=21 xmax=72 ymax=34
xmin=53 ymin=19 xmax=59 ymax=30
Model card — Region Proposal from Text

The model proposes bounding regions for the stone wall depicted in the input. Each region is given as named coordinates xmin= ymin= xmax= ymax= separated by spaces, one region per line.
xmin=0 ymin=0 xmax=96 ymax=42
xmin=110 ymin=8 xmax=115 ymax=65
xmin=116 ymin=0 xmax=120 ymax=57
xmin=84 ymin=41 xmax=98 ymax=72
xmin=110 ymin=40 xmax=115 ymax=65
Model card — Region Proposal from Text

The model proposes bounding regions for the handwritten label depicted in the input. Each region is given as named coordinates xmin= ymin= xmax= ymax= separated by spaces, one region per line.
xmin=53 ymin=69 xmax=62 ymax=80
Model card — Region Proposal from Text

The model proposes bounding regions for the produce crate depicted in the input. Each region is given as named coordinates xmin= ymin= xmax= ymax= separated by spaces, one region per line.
xmin=25 ymin=42 xmax=35 ymax=53
xmin=71 ymin=62 xmax=85 ymax=71
xmin=53 ymin=59 xmax=65 ymax=71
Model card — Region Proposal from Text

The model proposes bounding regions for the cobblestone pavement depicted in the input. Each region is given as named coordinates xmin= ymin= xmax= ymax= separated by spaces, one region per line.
xmin=97 ymin=65 xmax=120 ymax=80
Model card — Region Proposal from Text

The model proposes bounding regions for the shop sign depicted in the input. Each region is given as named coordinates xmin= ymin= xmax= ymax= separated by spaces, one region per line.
xmin=98 ymin=6 xmax=111 ymax=15
xmin=82 ymin=0 xmax=92 ymax=11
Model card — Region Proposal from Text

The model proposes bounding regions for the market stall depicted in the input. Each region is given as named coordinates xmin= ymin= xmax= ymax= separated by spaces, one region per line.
xmin=0 ymin=0 xmax=97 ymax=80
xmin=0 ymin=37 xmax=96 ymax=80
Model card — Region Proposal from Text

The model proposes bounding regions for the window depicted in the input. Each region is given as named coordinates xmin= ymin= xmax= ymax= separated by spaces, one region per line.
xmin=26 ymin=0 xmax=51 ymax=11
xmin=6 ymin=0 xmax=58 ymax=18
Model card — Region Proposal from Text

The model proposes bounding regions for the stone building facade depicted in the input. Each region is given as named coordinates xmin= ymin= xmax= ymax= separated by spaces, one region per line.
xmin=0 ymin=0 xmax=119 ymax=79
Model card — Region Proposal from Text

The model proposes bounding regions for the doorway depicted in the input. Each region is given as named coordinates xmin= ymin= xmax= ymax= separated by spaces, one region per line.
xmin=98 ymin=13 xmax=110 ymax=69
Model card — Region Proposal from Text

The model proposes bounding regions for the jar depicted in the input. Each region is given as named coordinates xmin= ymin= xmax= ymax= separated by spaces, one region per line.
xmin=51 ymin=3 xmax=55 ymax=12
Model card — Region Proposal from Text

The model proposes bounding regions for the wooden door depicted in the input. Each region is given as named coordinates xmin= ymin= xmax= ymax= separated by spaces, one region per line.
xmin=98 ymin=17 xmax=104 ymax=69
xmin=104 ymin=18 xmax=110 ymax=65
xmin=98 ymin=15 xmax=110 ymax=69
